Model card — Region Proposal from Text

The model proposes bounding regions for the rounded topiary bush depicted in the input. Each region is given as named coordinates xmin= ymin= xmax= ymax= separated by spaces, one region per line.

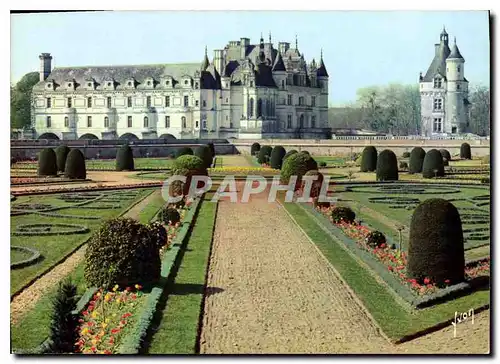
xmin=422 ymin=149 xmax=445 ymax=178
xmin=171 ymin=155 xmax=207 ymax=196
xmin=460 ymin=143 xmax=471 ymax=160
xmin=376 ymin=149 xmax=398 ymax=181
xmin=257 ymin=146 xmax=273 ymax=164
xmin=399 ymin=161 xmax=408 ymax=170
xmin=64 ymin=149 xmax=86 ymax=179
xmin=442 ymin=157 xmax=449 ymax=166
xmin=84 ymin=218 xmax=166 ymax=287
xmin=38 ymin=148 xmax=58 ymax=176
xmin=303 ymin=170 xmax=324 ymax=198
xmin=207 ymin=142 xmax=216 ymax=158
xmin=283 ymin=149 xmax=298 ymax=162
xmin=331 ymin=206 xmax=356 ymax=224
xmin=159 ymin=206 xmax=181 ymax=225
xmin=360 ymin=146 xmax=378 ymax=172
xmin=407 ymin=198 xmax=465 ymax=285
xmin=409 ymin=147 xmax=426 ymax=174
xmin=55 ymin=145 xmax=71 ymax=172
xmin=439 ymin=149 xmax=451 ymax=162
xmin=251 ymin=142 xmax=261 ymax=156
xmin=176 ymin=147 xmax=193 ymax=159
xmin=270 ymin=145 xmax=287 ymax=170
xmin=318 ymin=161 xmax=327 ymax=168
xmin=365 ymin=231 xmax=387 ymax=248
xmin=402 ymin=151 xmax=411 ymax=158
xmin=194 ymin=145 xmax=213 ymax=169
xmin=280 ymin=152 xmax=317 ymax=189
xmin=116 ymin=145 xmax=134 ymax=171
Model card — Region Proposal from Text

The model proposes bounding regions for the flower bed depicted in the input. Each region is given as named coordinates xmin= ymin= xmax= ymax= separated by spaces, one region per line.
xmin=11 ymin=182 xmax=163 ymax=197
xmin=208 ymin=166 xmax=280 ymax=175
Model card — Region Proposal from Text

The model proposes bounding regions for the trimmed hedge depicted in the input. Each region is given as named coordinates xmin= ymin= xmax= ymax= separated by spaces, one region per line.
xmin=176 ymin=147 xmax=193 ymax=158
xmin=280 ymin=152 xmax=317 ymax=189
xmin=360 ymin=146 xmax=377 ymax=172
xmin=376 ymin=149 xmax=398 ymax=181
xmin=422 ymin=149 xmax=445 ymax=178
xmin=207 ymin=142 xmax=216 ymax=158
xmin=38 ymin=148 xmax=58 ymax=176
xmin=331 ymin=206 xmax=356 ymax=224
xmin=250 ymin=142 xmax=261 ymax=156
xmin=55 ymin=145 xmax=71 ymax=173
xmin=365 ymin=231 xmax=387 ymax=248
xmin=171 ymin=155 xmax=207 ymax=196
xmin=257 ymin=145 xmax=273 ymax=164
xmin=408 ymin=199 xmax=465 ymax=286
xmin=270 ymin=145 xmax=287 ymax=170
xmin=460 ymin=143 xmax=472 ymax=160
xmin=318 ymin=161 xmax=327 ymax=167
xmin=409 ymin=147 xmax=426 ymax=174
xmin=439 ymin=149 xmax=451 ymax=162
xmin=303 ymin=170 xmax=324 ymax=198
xmin=194 ymin=145 xmax=213 ymax=169
xmin=64 ymin=149 xmax=86 ymax=180
xmin=283 ymin=149 xmax=298 ymax=162
xmin=159 ymin=206 xmax=181 ymax=225
xmin=116 ymin=145 xmax=135 ymax=171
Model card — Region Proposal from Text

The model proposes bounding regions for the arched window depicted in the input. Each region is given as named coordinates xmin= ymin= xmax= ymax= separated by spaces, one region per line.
xmin=257 ymin=99 xmax=263 ymax=117
xmin=299 ymin=114 xmax=304 ymax=128
xmin=249 ymin=98 xmax=254 ymax=117
xmin=104 ymin=116 xmax=109 ymax=128
xmin=144 ymin=116 xmax=149 ymax=128
xmin=64 ymin=116 xmax=69 ymax=128
xmin=182 ymin=116 xmax=186 ymax=128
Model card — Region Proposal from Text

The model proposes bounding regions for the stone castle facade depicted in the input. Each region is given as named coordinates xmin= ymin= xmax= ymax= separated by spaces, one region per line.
xmin=420 ymin=27 xmax=470 ymax=136
xmin=31 ymin=34 xmax=329 ymax=140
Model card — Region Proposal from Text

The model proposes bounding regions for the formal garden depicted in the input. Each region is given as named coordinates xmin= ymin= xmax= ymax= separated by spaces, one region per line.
xmin=10 ymin=140 xmax=490 ymax=354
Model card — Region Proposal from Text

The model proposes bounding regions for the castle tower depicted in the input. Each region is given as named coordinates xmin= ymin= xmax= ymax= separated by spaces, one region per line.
xmin=272 ymin=50 xmax=287 ymax=90
xmin=316 ymin=49 xmax=329 ymax=127
xmin=201 ymin=46 xmax=210 ymax=71
xmin=39 ymin=53 xmax=52 ymax=81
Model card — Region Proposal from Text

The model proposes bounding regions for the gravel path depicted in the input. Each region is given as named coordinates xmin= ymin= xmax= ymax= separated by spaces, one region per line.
xmin=10 ymin=189 xmax=161 ymax=326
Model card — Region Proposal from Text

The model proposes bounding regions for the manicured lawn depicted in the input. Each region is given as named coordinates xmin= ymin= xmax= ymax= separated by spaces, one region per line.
xmin=12 ymin=158 xmax=174 ymax=170
xmin=10 ymin=188 xmax=153 ymax=295
xmin=281 ymin=199 xmax=490 ymax=341
xmin=137 ymin=191 xmax=165 ymax=224
xmin=314 ymin=156 xmax=350 ymax=166
xmin=146 ymin=199 xmax=217 ymax=354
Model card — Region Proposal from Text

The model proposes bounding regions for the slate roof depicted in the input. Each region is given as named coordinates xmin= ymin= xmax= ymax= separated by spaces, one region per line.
xmin=316 ymin=57 xmax=329 ymax=77
xmin=448 ymin=40 xmax=464 ymax=60
xmin=422 ymin=42 xmax=451 ymax=82
xmin=272 ymin=52 xmax=286 ymax=72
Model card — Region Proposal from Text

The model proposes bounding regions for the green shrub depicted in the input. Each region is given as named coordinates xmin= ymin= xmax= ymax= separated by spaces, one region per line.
xmin=422 ymin=149 xmax=445 ymax=178
xmin=365 ymin=231 xmax=387 ymax=248
xmin=64 ymin=149 xmax=86 ymax=179
xmin=376 ymin=149 xmax=398 ymax=181
xmin=38 ymin=148 xmax=58 ymax=176
xmin=55 ymin=145 xmax=70 ymax=172
xmin=116 ymin=145 xmax=134 ymax=171
xmin=176 ymin=147 xmax=193 ymax=159
xmin=360 ymin=146 xmax=377 ymax=172
xmin=300 ymin=150 xmax=310 ymax=156
xmin=409 ymin=147 xmax=426 ymax=174
xmin=439 ymin=149 xmax=451 ymax=162
xmin=171 ymin=155 xmax=207 ymax=196
xmin=303 ymin=170 xmax=324 ymax=198
xmin=280 ymin=152 xmax=317 ymax=189
xmin=250 ymin=142 xmax=261 ymax=156
xmin=318 ymin=161 xmax=327 ymax=167
xmin=270 ymin=145 xmax=287 ymax=169
xmin=408 ymin=198 xmax=465 ymax=285
xmin=481 ymin=177 xmax=490 ymax=184
xmin=84 ymin=218 xmax=165 ymax=287
xmin=460 ymin=143 xmax=472 ymax=159
xmin=402 ymin=151 xmax=411 ymax=158
xmin=283 ymin=149 xmax=298 ymax=162
xmin=331 ymin=206 xmax=356 ymax=224
xmin=257 ymin=146 xmax=273 ymax=164
xmin=207 ymin=142 xmax=216 ymax=158
xmin=159 ymin=206 xmax=181 ymax=225
xmin=194 ymin=145 xmax=213 ymax=169
xmin=399 ymin=161 xmax=408 ymax=170
xmin=442 ymin=157 xmax=449 ymax=166
xmin=47 ymin=280 xmax=79 ymax=354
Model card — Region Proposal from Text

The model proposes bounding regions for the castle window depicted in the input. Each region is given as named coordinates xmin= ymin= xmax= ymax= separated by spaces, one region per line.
xmin=87 ymin=83 xmax=92 ymax=87
xmin=299 ymin=114 xmax=304 ymax=128
xmin=165 ymin=116 xmax=170 ymax=128
xmin=46 ymin=116 xmax=51 ymax=128
xmin=87 ymin=97 xmax=92 ymax=108
xmin=127 ymin=116 xmax=132 ymax=128
xmin=184 ymin=80 xmax=189 ymax=85
xmin=226 ymin=115 xmax=228 ymax=121
xmin=202 ymin=120 xmax=207 ymax=129
xmin=68 ymin=83 xmax=72 ymax=88
xmin=202 ymin=100 xmax=206 ymax=107
xmin=104 ymin=116 xmax=109 ymax=128
xmin=433 ymin=118 xmax=442 ymax=132
xmin=165 ymin=96 xmax=170 ymax=107
xmin=47 ymin=84 xmax=51 ymax=88
xmin=182 ymin=116 xmax=186 ymax=128
xmin=433 ymin=77 xmax=442 ymax=88
xmin=195 ymin=100 xmax=199 ymax=107
xmin=166 ymin=80 xmax=170 ymax=86
xmin=87 ymin=116 xmax=92 ymax=127
xmin=299 ymin=96 xmax=304 ymax=106
xmin=311 ymin=115 xmax=316 ymax=128
xmin=196 ymin=120 xmax=199 ymax=128
xmin=147 ymin=81 xmax=151 ymax=86
xmin=107 ymin=82 xmax=111 ymax=87
xmin=433 ymin=98 xmax=443 ymax=111
xmin=64 ymin=116 xmax=69 ymax=127
xmin=146 ymin=96 xmax=151 ymax=107
xmin=287 ymin=115 xmax=292 ymax=128
xmin=311 ymin=96 xmax=316 ymax=107
xmin=195 ymin=82 xmax=199 ymax=89
xmin=127 ymin=96 xmax=132 ymax=108
xmin=67 ymin=97 xmax=72 ymax=108
xmin=257 ymin=99 xmax=263 ymax=117
xmin=144 ymin=116 xmax=149 ymax=128
xmin=250 ymin=81 xmax=254 ymax=87
xmin=128 ymin=81 xmax=132 ymax=87
xmin=249 ymin=98 xmax=254 ymax=117
xmin=46 ymin=97 xmax=51 ymax=108
xmin=457 ymin=84 xmax=461 ymax=90
xmin=281 ymin=80 xmax=285 ymax=89
xmin=457 ymin=65 xmax=461 ymax=73
xmin=226 ymin=98 xmax=228 ymax=103
xmin=184 ymin=96 xmax=189 ymax=107
xmin=107 ymin=97 xmax=112 ymax=108
xmin=287 ymin=94 xmax=292 ymax=105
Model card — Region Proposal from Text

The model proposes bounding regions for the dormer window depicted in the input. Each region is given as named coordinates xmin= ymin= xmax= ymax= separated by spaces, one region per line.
xmin=434 ymin=77 xmax=442 ymax=88
xmin=147 ymin=81 xmax=151 ymax=86
xmin=107 ymin=82 xmax=112 ymax=87
xmin=184 ymin=80 xmax=189 ymax=85
xmin=68 ymin=83 xmax=72 ymax=88
xmin=87 ymin=83 xmax=91 ymax=87
xmin=128 ymin=82 xmax=132 ymax=86
xmin=166 ymin=80 xmax=170 ymax=85
xmin=47 ymin=84 xmax=51 ymax=88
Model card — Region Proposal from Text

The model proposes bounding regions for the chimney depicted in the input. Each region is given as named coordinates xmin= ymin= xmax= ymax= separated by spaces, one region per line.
xmin=278 ymin=42 xmax=290 ymax=55
xmin=240 ymin=37 xmax=250 ymax=59
xmin=39 ymin=53 xmax=52 ymax=81
xmin=213 ymin=49 xmax=225 ymax=75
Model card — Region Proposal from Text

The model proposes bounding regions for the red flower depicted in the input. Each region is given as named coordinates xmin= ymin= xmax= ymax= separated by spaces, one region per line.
xmin=122 ymin=312 xmax=132 ymax=319
xmin=109 ymin=337 xmax=115 ymax=344
xmin=111 ymin=327 xmax=121 ymax=334
xmin=103 ymin=350 xmax=112 ymax=355
xmin=444 ymin=279 xmax=450 ymax=284
xmin=83 ymin=310 xmax=89 ymax=316
xmin=388 ymin=266 xmax=393 ymax=271
xmin=120 ymin=320 xmax=127 ymax=326
xmin=91 ymin=346 xmax=97 ymax=352
xmin=423 ymin=277 xmax=430 ymax=284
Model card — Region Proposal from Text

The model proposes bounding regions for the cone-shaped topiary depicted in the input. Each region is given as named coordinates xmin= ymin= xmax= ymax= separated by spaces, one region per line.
xmin=38 ymin=148 xmax=58 ymax=176
xmin=194 ymin=145 xmax=213 ymax=168
xmin=360 ymin=146 xmax=378 ymax=172
xmin=251 ymin=142 xmax=261 ymax=156
xmin=207 ymin=142 xmax=216 ymax=158
xmin=439 ymin=149 xmax=451 ymax=162
xmin=460 ymin=143 xmax=472 ymax=160
xmin=303 ymin=170 xmax=324 ymax=198
xmin=281 ymin=152 xmax=317 ymax=190
xmin=331 ymin=206 xmax=356 ymax=224
xmin=55 ymin=145 xmax=71 ymax=172
xmin=283 ymin=149 xmax=298 ymax=162
xmin=116 ymin=145 xmax=134 ymax=171
xmin=422 ymin=149 xmax=445 ymax=178
xmin=409 ymin=147 xmax=426 ymax=174
xmin=257 ymin=145 xmax=273 ymax=164
xmin=408 ymin=198 xmax=465 ymax=285
xmin=171 ymin=155 xmax=207 ymax=196
xmin=176 ymin=147 xmax=193 ymax=158
xmin=270 ymin=145 xmax=287 ymax=169
xmin=376 ymin=149 xmax=398 ymax=181
xmin=47 ymin=280 xmax=79 ymax=354
xmin=159 ymin=206 xmax=181 ymax=225
xmin=64 ymin=149 xmax=86 ymax=179
xmin=84 ymin=218 xmax=165 ymax=287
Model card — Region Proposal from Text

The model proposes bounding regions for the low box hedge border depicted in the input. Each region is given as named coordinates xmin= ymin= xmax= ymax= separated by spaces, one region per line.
xmin=299 ymin=202 xmax=487 ymax=309
xmin=11 ymin=246 xmax=42 ymax=269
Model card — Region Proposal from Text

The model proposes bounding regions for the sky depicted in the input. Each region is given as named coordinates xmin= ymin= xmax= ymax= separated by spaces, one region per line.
xmin=10 ymin=10 xmax=490 ymax=106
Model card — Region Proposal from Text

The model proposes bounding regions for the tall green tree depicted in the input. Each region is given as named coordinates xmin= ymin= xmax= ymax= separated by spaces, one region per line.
xmin=468 ymin=85 xmax=490 ymax=136
xmin=11 ymin=72 xmax=39 ymax=129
